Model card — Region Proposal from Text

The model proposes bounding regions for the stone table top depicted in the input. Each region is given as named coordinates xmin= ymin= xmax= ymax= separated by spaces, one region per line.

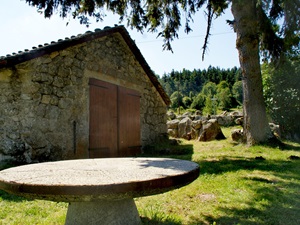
xmin=0 ymin=157 xmax=199 ymax=202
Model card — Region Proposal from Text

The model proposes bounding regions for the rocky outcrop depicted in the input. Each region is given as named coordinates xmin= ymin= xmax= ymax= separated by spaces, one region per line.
xmin=231 ymin=123 xmax=281 ymax=143
xmin=178 ymin=117 xmax=193 ymax=139
xmin=167 ymin=111 xmax=236 ymax=141
xmin=269 ymin=123 xmax=281 ymax=138
xmin=231 ymin=129 xmax=244 ymax=142
xmin=198 ymin=119 xmax=226 ymax=141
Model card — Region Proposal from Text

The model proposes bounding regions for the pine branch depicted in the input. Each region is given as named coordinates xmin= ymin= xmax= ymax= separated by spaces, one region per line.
xmin=202 ymin=1 xmax=213 ymax=61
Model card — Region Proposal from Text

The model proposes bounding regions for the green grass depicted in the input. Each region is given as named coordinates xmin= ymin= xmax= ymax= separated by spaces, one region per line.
xmin=0 ymin=191 xmax=67 ymax=225
xmin=1 ymin=127 xmax=300 ymax=224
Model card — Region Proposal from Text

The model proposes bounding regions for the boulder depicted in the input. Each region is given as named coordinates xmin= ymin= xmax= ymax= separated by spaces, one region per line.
xmin=178 ymin=117 xmax=192 ymax=138
xmin=235 ymin=117 xmax=243 ymax=125
xmin=195 ymin=110 xmax=202 ymax=116
xmin=221 ymin=111 xmax=228 ymax=116
xmin=167 ymin=129 xmax=178 ymax=138
xmin=167 ymin=119 xmax=180 ymax=129
xmin=269 ymin=123 xmax=281 ymax=138
xmin=182 ymin=112 xmax=192 ymax=117
xmin=167 ymin=111 xmax=176 ymax=120
xmin=230 ymin=111 xmax=243 ymax=117
xmin=198 ymin=119 xmax=226 ymax=142
xmin=191 ymin=127 xmax=200 ymax=140
xmin=231 ymin=129 xmax=243 ymax=142
xmin=193 ymin=115 xmax=203 ymax=121
xmin=192 ymin=120 xmax=202 ymax=130
xmin=213 ymin=115 xmax=235 ymax=126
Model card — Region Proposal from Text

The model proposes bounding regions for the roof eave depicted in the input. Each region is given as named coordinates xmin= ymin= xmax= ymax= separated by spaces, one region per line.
xmin=0 ymin=26 xmax=171 ymax=106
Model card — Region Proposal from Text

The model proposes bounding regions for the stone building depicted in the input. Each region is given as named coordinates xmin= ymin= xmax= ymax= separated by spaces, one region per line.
xmin=0 ymin=26 xmax=170 ymax=164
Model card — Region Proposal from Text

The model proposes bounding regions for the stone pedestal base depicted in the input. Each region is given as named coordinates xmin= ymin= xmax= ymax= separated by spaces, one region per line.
xmin=65 ymin=198 xmax=141 ymax=225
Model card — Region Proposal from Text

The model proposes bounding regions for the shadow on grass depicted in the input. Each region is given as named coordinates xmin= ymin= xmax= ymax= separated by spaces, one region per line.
xmin=197 ymin=181 xmax=300 ymax=225
xmin=140 ymin=204 xmax=183 ymax=225
xmin=141 ymin=216 xmax=182 ymax=225
xmin=280 ymin=142 xmax=300 ymax=151
xmin=263 ymin=138 xmax=300 ymax=151
xmin=141 ymin=139 xmax=194 ymax=161
xmin=0 ymin=190 xmax=26 ymax=202
xmin=191 ymin=157 xmax=300 ymax=225
xmin=198 ymin=156 xmax=300 ymax=179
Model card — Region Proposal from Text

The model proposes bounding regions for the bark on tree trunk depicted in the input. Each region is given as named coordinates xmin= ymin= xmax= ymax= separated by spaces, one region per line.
xmin=231 ymin=0 xmax=272 ymax=145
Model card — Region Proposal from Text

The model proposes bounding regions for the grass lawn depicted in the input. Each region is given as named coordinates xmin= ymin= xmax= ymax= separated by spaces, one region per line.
xmin=1 ymin=127 xmax=300 ymax=225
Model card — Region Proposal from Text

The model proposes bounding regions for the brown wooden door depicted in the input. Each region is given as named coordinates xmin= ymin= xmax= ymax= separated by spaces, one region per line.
xmin=89 ymin=79 xmax=141 ymax=158
xmin=118 ymin=86 xmax=141 ymax=156
xmin=89 ymin=79 xmax=118 ymax=158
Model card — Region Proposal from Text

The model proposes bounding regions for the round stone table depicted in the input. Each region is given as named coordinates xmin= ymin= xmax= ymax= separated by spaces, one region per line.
xmin=0 ymin=157 xmax=199 ymax=225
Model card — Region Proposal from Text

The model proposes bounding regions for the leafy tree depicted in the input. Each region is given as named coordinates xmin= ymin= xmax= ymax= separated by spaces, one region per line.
xmin=188 ymin=91 xmax=195 ymax=99
xmin=232 ymin=80 xmax=243 ymax=105
xmin=203 ymin=96 xmax=214 ymax=115
xmin=217 ymin=80 xmax=229 ymax=89
xmin=182 ymin=96 xmax=192 ymax=109
xmin=216 ymin=81 xmax=232 ymax=110
xmin=262 ymin=57 xmax=300 ymax=140
xmin=201 ymin=81 xmax=217 ymax=97
xmin=230 ymin=1 xmax=299 ymax=144
xmin=160 ymin=67 xmax=240 ymax=112
xmin=190 ymin=93 xmax=206 ymax=111
xmin=24 ymin=0 xmax=299 ymax=145
xmin=199 ymin=82 xmax=217 ymax=114
xmin=169 ymin=91 xmax=183 ymax=110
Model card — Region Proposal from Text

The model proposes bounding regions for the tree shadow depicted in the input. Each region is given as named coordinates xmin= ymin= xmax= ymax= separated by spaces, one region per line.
xmin=198 ymin=156 xmax=300 ymax=178
xmin=263 ymin=138 xmax=300 ymax=151
xmin=141 ymin=140 xmax=194 ymax=161
xmin=0 ymin=190 xmax=27 ymax=202
xmin=190 ymin=157 xmax=300 ymax=225
xmin=280 ymin=142 xmax=300 ymax=151
xmin=141 ymin=216 xmax=182 ymax=225
xmin=195 ymin=181 xmax=300 ymax=225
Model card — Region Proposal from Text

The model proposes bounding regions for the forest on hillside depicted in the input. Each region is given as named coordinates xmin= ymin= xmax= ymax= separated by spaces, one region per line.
xmin=157 ymin=66 xmax=243 ymax=115
xmin=158 ymin=58 xmax=300 ymax=140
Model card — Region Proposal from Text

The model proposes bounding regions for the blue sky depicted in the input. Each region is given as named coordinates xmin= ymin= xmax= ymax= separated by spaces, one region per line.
xmin=0 ymin=0 xmax=239 ymax=76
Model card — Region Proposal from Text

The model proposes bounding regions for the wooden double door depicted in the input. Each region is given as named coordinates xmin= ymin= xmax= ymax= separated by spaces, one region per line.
xmin=89 ymin=78 xmax=141 ymax=158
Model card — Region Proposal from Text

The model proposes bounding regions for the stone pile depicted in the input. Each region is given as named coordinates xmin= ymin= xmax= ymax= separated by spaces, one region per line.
xmin=231 ymin=122 xmax=282 ymax=143
xmin=167 ymin=111 xmax=243 ymax=141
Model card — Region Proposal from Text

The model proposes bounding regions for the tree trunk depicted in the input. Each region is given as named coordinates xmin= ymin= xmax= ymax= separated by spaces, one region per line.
xmin=231 ymin=0 xmax=272 ymax=145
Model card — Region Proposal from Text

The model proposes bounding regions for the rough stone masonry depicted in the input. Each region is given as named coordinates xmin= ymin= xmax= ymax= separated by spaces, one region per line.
xmin=0 ymin=26 xmax=170 ymax=164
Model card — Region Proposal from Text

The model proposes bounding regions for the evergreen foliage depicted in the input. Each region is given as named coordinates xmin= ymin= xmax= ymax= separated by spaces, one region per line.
xmin=158 ymin=66 xmax=242 ymax=113
xmin=262 ymin=57 xmax=300 ymax=139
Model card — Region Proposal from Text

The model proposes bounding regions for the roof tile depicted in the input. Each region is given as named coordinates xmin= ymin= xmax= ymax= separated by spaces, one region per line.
xmin=0 ymin=26 xmax=170 ymax=105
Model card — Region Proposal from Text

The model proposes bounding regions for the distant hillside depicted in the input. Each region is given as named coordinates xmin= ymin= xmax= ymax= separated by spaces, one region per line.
xmin=157 ymin=66 xmax=242 ymax=114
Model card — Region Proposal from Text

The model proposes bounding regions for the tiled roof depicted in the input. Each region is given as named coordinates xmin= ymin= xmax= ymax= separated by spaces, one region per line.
xmin=0 ymin=25 xmax=170 ymax=105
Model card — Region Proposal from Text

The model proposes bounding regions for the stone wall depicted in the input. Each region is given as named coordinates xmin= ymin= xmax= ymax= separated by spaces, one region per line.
xmin=0 ymin=32 xmax=167 ymax=164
